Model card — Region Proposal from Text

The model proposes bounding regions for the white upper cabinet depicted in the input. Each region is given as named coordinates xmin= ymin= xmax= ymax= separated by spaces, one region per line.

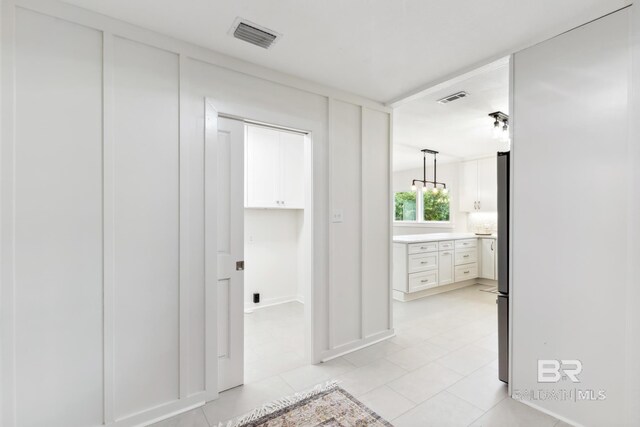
xmin=459 ymin=157 xmax=497 ymax=212
xmin=279 ymin=131 xmax=305 ymax=209
xmin=477 ymin=157 xmax=497 ymax=212
xmin=246 ymin=125 xmax=305 ymax=209
xmin=459 ymin=160 xmax=478 ymax=212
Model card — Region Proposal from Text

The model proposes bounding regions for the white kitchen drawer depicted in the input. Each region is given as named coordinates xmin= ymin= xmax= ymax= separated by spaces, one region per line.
xmin=438 ymin=240 xmax=454 ymax=251
xmin=408 ymin=252 xmax=438 ymax=273
xmin=408 ymin=242 xmax=439 ymax=254
xmin=455 ymin=239 xmax=477 ymax=249
xmin=455 ymin=247 xmax=478 ymax=265
xmin=408 ymin=271 xmax=439 ymax=292
xmin=455 ymin=263 xmax=478 ymax=282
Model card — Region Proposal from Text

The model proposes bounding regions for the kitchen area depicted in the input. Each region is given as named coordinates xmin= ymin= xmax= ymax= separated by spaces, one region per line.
xmin=391 ymin=60 xmax=510 ymax=386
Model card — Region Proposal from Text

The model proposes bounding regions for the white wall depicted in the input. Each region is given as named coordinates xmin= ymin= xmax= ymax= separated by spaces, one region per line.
xmin=627 ymin=6 xmax=640 ymax=426
xmin=0 ymin=1 xmax=392 ymax=426
xmin=244 ymin=209 xmax=304 ymax=309
xmin=512 ymin=8 xmax=633 ymax=426
xmin=392 ymin=162 xmax=467 ymax=235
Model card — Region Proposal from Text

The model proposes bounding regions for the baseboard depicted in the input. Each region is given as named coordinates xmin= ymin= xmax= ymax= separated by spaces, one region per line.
xmin=393 ymin=279 xmax=477 ymax=302
xmin=517 ymin=399 xmax=581 ymax=427
xmin=244 ymin=296 xmax=303 ymax=312
xmin=320 ymin=329 xmax=395 ymax=362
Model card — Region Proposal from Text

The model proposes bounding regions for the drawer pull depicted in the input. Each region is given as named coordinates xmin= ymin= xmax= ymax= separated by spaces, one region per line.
xmin=463 ymin=254 xmax=470 ymax=258
xmin=421 ymin=279 xmax=430 ymax=283
xmin=420 ymin=261 xmax=429 ymax=264
xmin=464 ymin=270 xmax=470 ymax=274
xmin=441 ymin=252 xmax=450 ymax=255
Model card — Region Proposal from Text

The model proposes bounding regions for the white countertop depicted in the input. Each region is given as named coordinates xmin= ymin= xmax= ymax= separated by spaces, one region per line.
xmin=393 ymin=232 xmax=497 ymax=244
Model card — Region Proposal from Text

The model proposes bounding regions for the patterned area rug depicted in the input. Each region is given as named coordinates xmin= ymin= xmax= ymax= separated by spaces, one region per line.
xmin=220 ymin=382 xmax=392 ymax=427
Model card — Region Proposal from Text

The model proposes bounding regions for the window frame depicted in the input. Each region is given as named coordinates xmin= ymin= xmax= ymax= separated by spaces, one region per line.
xmin=393 ymin=187 xmax=455 ymax=229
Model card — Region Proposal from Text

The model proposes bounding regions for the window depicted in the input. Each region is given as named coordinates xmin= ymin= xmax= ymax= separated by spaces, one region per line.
xmin=423 ymin=190 xmax=450 ymax=221
xmin=394 ymin=192 xmax=416 ymax=221
xmin=394 ymin=188 xmax=451 ymax=224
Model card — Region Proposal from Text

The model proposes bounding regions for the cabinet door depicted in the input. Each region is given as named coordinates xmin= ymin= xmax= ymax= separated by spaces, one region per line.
xmin=480 ymin=238 xmax=496 ymax=279
xmin=438 ymin=250 xmax=454 ymax=286
xmin=459 ymin=160 xmax=478 ymax=212
xmin=279 ymin=131 xmax=305 ymax=208
xmin=477 ymin=157 xmax=497 ymax=212
xmin=246 ymin=126 xmax=280 ymax=208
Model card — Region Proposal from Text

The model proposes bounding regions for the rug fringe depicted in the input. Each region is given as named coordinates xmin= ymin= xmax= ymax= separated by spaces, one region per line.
xmin=218 ymin=380 xmax=340 ymax=427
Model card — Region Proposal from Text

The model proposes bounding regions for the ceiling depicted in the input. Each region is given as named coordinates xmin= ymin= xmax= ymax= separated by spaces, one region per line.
xmin=393 ymin=62 xmax=509 ymax=171
xmin=63 ymin=0 xmax=628 ymax=103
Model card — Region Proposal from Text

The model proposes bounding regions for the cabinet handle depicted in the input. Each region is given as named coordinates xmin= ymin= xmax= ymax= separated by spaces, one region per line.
xmin=464 ymin=270 xmax=470 ymax=274
xmin=441 ymin=252 xmax=450 ymax=255
xmin=463 ymin=254 xmax=469 ymax=258
xmin=421 ymin=279 xmax=430 ymax=283
xmin=491 ymin=241 xmax=494 ymax=251
xmin=473 ymin=201 xmax=477 ymax=210
xmin=478 ymin=201 xmax=481 ymax=210
xmin=420 ymin=261 xmax=429 ymax=264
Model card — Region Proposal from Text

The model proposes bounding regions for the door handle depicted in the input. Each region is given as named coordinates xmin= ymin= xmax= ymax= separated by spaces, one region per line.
xmin=236 ymin=261 xmax=245 ymax=271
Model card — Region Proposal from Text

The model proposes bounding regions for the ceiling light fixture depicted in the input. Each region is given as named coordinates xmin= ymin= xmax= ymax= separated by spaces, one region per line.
xmin=411 ymin=149 xmax=448 ymax=194
xmin=489 ymin=111 xmax=509 ymax=142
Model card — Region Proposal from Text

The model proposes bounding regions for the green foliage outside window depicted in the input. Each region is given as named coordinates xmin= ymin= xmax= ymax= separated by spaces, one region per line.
xmin=423 ymin=190 xmax=450 ymax=221
xmin=394 ymin=192 xmax=416 ymax=221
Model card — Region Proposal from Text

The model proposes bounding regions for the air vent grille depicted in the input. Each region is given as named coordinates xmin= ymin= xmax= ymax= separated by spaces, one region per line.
xmin=437 ymin=91 xmax=469 ymax=104
xmin=232 ymin=20 xmax=280 ymax=49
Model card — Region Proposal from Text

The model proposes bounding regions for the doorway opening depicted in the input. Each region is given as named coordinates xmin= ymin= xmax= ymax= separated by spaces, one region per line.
xmin=242 ymin=122 xmax=313 ymax=384
xmin=387 ymin=57 xmax=510 ymax=416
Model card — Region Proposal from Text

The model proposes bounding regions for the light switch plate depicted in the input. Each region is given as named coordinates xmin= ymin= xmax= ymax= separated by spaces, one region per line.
xmin=332 ymin=209 xmax=344 ymax=223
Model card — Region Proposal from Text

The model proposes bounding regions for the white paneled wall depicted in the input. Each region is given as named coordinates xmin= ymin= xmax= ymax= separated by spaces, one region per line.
xmin=111 ymin=37 xmax=181 ymax=418
xmin=1 ymin=1 xmax=392 ymax=426
xmin=13 ymin=9 xmax=104 ymax=427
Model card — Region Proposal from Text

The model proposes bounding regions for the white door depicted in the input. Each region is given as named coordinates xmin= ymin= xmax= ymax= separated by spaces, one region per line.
xmin=246 ymin=125 xmax=280 ymax=208
xmin=459 ymin=160 xmax=478 ymax=212
xmin=213 ymin=114 xmax=245 ymax=392
xmin=477 ymin=157 xmax=497 ymax=212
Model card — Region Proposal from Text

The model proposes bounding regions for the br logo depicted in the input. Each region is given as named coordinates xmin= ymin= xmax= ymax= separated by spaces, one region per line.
xmin=538 ymin=359 xmax=582 ymax=383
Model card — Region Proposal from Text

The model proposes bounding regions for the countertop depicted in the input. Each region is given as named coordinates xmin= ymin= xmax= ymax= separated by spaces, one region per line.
xmin=393 ymin=232 xmax=497 ymax=244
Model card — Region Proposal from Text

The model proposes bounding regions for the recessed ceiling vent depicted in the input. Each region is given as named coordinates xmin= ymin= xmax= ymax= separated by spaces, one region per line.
xmin=229 ymin=18 xmax=281 ymax=49
xmin=437 ymin=91 xmax=469 ymax=104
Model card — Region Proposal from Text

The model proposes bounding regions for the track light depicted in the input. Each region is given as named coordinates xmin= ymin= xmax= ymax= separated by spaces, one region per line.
xmin=489 ymin=111 xmax=509 ymax=141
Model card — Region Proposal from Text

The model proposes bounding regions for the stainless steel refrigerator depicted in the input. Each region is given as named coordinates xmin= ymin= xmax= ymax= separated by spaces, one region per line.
xmin=497 ymin=151 xmax=509 ymax=383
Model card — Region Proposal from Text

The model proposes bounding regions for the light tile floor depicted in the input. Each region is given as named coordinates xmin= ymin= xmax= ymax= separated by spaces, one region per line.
xmin=153 ymin=285 xmax=564 ymax=427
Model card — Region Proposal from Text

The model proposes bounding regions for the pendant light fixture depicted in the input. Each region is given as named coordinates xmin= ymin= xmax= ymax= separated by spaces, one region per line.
xmin=411 ymin=149 xmax=448 ymax=194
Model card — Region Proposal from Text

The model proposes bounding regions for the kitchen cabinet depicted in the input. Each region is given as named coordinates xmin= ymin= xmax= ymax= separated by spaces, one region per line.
xmin=246 ymin=125 xmax=305 ymax=209
xmin=438 ymin=249 xmax=454 ymax=286
xmin=480 ymin=238 xmax=496 ymax=280
xmin=393 ymin=234 xmax=492 ymax=300
xmin=459 ymin=157 xmax=497 ymax=212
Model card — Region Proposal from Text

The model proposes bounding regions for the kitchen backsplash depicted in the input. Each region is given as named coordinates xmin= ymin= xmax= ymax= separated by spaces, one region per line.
xmin=467 ymin=212 xmax=498 ymax=234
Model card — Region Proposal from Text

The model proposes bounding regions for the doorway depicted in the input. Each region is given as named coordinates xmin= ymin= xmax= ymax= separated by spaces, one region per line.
xmin=209 ymin=106 xmax=314 ymax=394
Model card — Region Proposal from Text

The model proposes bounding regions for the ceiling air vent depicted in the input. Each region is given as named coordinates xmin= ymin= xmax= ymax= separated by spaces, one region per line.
xmin=437 ymin=91 xmax=469 ymax=104
xmin=229 ymin=18 xmax=281 ymax=49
